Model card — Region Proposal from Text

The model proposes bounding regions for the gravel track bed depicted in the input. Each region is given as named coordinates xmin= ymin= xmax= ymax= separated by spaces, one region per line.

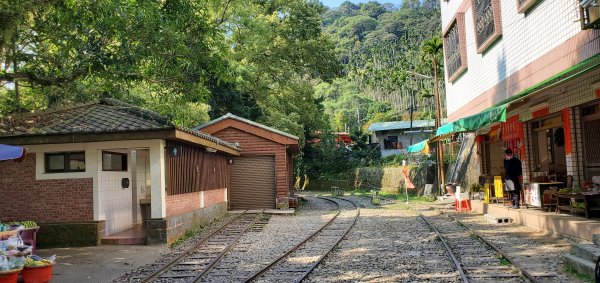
xmin=199 ymin=196 xmax=338 ymax=282
xmin=420 ymin=210 xmax=525 ymax=283
xmin=250 ymin=197 xmax=358 ymax=283
xmin=305 ymin=196 xmax=459 ymax=283
xmin=436 ymin=205 xmax=578 ymax=282
xmin=113 ymin=213 xmax=237 ymax=282
xmin=114 ymin=196 xmax=337 ymax=283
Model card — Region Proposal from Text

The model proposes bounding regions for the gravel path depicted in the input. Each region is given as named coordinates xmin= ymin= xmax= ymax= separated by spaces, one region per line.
xmin=305 ymin=195 xmax=458 ymax=283
xmin=113 ymin=194 xmax=585 ymax=283
xmin=199 ymin=196 xmax=337 ymax=282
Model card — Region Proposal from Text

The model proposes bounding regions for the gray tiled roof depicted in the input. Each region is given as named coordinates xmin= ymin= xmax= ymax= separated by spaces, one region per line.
xmin=196 ymin=113 xmax=299 ymax=140
xmin=367 ymin=120 xmax=436 ymax=132
xmin=0 ymin=98 xmax=239 ymax=150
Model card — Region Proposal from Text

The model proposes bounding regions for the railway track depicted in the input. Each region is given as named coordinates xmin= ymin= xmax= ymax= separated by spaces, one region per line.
xmin=243 ymin=196 xmax=359 ymax=283
xmin=420 ymin=211 xmax=554 ymax=283
xmin=133 ymin=212 xmax=261 ymax=283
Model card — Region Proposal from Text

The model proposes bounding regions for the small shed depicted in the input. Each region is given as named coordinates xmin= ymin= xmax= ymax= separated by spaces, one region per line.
xmin=0 ymin=98 xmax=239 ymax=246
xmin=197 ymin=113 xmax=300 ymax=210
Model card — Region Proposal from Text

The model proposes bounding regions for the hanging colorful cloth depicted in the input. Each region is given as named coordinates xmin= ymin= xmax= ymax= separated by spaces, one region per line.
xmin=402 ymin=160 xmax=416 ymax=189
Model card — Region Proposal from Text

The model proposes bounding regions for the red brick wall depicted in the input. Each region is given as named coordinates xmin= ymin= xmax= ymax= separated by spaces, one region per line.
xmin=0 ymin=153 xmax=93 ymax=223
xmin=165 ymin=188 xmax=225 ymax=216
xmin=204 ymin=188 xmax=225 ymax=207
xmin=166 ymin=192 xmax=200 ymax=217
xmin=212 ymin=128 xmax=290 ymax=198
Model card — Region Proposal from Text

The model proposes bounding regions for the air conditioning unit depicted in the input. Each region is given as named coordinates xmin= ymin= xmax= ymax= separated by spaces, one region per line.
xmin=580 ymin=0 xmax=598 ymax=9
xmin=581 ymin=0 xmax=600 ymax=29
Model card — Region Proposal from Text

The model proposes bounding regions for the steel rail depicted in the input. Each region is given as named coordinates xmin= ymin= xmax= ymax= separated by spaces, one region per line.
xmin=191 ymin=213 xmax=262 ymax=282
xmin=419 ymin=214 xmax=470 ymax=283
xmin=292 ymin=197 xmax=360 ymax=283
xmin=243 ymin=196 xmax=359 ymax=283
xmin=138 ymin=211 xmax=249 ymax=283
xmin=444 ymin=212 xmax=545 ymax=283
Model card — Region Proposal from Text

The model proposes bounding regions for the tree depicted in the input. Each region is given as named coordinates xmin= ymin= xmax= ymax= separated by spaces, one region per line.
xmin=0 ymin=0 xmax=228 ymax=121
xmin=420 ymin=35 xmax=445 ymax=190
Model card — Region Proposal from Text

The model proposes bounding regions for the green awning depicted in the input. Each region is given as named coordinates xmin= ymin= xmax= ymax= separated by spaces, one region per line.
xmin=454 ymin=104 xmax=507 ymax=131
xmin=435 ymin=122 xmax=465 ymax=136
xmin=433 ymin=104 xmax=507 ymax=140
xmin=407 ymin=139 xmax=429 ymax=154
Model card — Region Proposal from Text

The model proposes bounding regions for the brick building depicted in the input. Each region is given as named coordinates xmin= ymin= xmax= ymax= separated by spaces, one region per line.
xmin=434 ymin=0 xmax=600 ymax=190
xmin=198 ymin=113 xmax=300 ymax=210
xmin=0 ymin=98 xmax=239 ymax=246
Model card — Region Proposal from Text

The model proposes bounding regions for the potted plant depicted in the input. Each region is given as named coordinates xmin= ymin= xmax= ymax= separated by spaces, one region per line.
xmin=470 ymin=183 xmax=482 ymax=200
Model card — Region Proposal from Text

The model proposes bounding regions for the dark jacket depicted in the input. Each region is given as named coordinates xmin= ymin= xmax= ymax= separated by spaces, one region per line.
xmin=504 ymin=157 xmax=522 ymax=190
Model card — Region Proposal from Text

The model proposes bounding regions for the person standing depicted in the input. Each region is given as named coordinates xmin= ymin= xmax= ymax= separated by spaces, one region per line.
xmin=503 ymin=148 xmax=522 ymax=208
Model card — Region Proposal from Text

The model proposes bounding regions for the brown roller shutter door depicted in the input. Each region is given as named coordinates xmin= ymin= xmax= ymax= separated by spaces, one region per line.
xmin=229 ymin=155 xmax=276 ymax=209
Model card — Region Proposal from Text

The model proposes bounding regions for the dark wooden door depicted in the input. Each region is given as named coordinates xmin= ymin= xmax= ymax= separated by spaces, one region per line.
xmin=229 ymin=155 xmax=276 ymax=209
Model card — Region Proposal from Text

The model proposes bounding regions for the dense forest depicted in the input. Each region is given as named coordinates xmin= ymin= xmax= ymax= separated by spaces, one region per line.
xmin=0 ymin=0 xmax=443 ymax=178
xmin=317 ymin=0 xmax=443 ymax=133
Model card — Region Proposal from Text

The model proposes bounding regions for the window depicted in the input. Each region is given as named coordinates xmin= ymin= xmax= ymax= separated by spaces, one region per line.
xmin=102 ymin=151 xmax=128 ymax=171
xmin=443 ymin=14 xmax=468 ymax=82
xmin=45 ymin=152 xmax=86 ymax=173
xmin=384 ymin=136 xmax=402 ymax=150
xmin=516 ymin=0 xmax=539 ymax=14
xmin=471 ymin=0 xmax=502 ymax=53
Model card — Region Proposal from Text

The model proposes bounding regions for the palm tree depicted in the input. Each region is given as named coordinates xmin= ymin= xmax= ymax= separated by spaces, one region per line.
xmin=420 ymin=35 xmax=446 ymax=192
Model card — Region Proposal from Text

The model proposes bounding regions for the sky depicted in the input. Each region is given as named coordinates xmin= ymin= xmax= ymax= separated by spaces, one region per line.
xmin=320 ymin=0 xmax=403 ymax=8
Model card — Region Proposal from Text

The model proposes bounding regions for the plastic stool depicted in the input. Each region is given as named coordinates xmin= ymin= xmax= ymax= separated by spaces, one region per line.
xmin=455 ymin=199 xmax=471 ymax=212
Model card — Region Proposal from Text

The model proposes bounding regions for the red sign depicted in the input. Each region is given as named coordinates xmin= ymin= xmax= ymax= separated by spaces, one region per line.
xmin=562 ymin=108 xmax=572 ymax=154
xmin=501 ymin=115 xmax=523 ymax=142
xmin=532 ymin=107 xmax=549 ymax=119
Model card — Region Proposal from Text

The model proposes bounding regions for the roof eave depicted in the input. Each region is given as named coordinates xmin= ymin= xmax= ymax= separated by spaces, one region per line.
xmin=0 ymin=129 xmax=176 ymax=145
xmin=174 ymin=129 xmax=240 ymax=156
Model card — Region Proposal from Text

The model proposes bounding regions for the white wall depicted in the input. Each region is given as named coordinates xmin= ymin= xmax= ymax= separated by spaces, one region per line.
xmin=133 ymin=150 xmax=150 ymax=224
xmin=97 ymin=150 xmax=132 ymax=235
xmin=441 ymin=0 xmax=582 ymax=117
xmin=24 ymin=139 xmax=166 ymax=235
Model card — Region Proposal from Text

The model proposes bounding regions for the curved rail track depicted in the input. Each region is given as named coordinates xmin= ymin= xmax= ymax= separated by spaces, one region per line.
xmin=243 ymin=196 xmax=359 ymax=283
xmin=420 ymin=211 xmax=553 ymax=283
xmin=133 ymin=212 xmax=261 ymax=283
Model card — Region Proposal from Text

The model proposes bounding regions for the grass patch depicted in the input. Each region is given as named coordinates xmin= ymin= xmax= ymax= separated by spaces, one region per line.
xmin=495 ymin=254 xmax=511 ymax=266
xmin=565 ymin=266 xmax=594 ymax=282
xmin=170 ymin=229 xmax=197 ymax=248
xmin=169 ymin=213 xmax=230 ymax=248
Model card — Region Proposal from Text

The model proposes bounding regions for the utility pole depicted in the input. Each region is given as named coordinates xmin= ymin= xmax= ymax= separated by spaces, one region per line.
xmin=431 ymin=54 xmax=446 ymax=193
xmin=407 ymin=87 xmax=418 ymax=145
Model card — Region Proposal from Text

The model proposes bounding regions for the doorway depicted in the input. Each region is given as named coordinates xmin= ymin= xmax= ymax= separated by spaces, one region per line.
xmin=530 ymin=115 xmax=567 ymax=180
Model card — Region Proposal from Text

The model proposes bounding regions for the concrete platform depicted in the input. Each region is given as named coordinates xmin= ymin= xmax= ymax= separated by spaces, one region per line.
xmin=36 ymin=244 xmax=169 ymax=283
xmin=229 ymin=209 xmax=295 ymax=215
xmin=471 ymin=200 xmax=600 ymax=242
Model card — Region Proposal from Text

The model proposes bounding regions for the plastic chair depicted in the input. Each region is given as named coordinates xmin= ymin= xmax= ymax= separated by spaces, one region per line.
xmin=455 ymin=186 xmax=471 ymax=212
xmin=19 ymin=227 xmax=39 ymax=254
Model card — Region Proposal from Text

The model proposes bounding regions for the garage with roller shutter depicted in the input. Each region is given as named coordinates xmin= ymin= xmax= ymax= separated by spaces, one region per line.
xmin=197 ymin=113 xmax=300 ymax=210
xmin=229 ymin=155 xmax=275 ymax=209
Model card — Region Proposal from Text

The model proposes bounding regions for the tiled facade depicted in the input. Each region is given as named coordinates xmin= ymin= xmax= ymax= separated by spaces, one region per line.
xmin=441 ymin=0 xmax=588 ymax=118
xmin=440 ymin=0 xmax=600 ymax=187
